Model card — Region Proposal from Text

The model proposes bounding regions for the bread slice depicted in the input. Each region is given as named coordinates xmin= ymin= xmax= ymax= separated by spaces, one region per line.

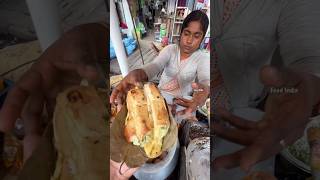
xmin=124 ymin=114 xmax=139 ymax=145
xmin=144 ymin=83 xmax=170 ymax=142
xmin=143 ymin=83 xmax=170 ymax=158
xmin=51 ymin=86 xmax=107 ymax=180
xmin=126 ymin=87 xmax=153 ymax=146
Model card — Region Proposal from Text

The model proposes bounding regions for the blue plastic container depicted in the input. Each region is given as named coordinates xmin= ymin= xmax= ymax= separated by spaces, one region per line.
xmin=110 ymin=37 xmax=137 ymax=59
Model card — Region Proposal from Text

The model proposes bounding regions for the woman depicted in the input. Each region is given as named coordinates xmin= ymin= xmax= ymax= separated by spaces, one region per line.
xmin=110 ymin=10 xmax=210 ymax=116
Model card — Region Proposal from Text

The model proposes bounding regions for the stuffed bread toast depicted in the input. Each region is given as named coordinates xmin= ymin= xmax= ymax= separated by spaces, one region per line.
xmin=51 ymin=86 xmax=107 ymax=180
xmin=124 ymin=83 xmax=170 ymax=158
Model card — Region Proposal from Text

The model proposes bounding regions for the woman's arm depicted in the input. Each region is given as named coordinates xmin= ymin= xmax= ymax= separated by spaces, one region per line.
xmin=277 ymin=0 xmax=320 ymax=114
xmin=192 ymin=83 xmax=210 ymax=106
xmin=195 ymin=52 xmax=210 ymax=106
xmin=110 ymin=45 xmax=173 ymax=105
xmin=278 ymin=0 xmax=320 ymax=78
xmin=140 ymin=44 xmax=173 ymax=80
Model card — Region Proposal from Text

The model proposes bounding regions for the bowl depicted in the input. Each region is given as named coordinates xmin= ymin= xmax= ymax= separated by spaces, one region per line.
xmin=133 ymin=138 xmax=180 ymax=180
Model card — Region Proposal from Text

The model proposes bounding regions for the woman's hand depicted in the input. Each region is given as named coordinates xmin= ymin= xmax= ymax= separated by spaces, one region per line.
xmin=174 ymin=82 xmax=209 ymax=116
xmin=110 ymin=160 xmax=138 ymax=180
xmin=0 ymin=23 xmax=107 ymax=162
xmin=213 ymin=65 xmax=320 ymax=171
xmin=110 ymin=69 xmax=148 ymax=107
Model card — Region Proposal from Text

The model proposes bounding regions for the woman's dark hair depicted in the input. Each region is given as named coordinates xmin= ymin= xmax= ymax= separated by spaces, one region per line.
xmin=180 ymin=10 xmax=209 ymax=37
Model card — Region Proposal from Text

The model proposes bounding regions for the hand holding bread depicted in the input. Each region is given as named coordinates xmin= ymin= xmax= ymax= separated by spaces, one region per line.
xmin=110 ymin=69 xmax=148 ymax=107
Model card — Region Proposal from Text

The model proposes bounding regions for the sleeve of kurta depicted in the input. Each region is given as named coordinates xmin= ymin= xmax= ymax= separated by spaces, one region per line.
xmin=278 ymin=0 xmax=320 ymax=77
xmin=197 ymin=52 xmax=210 ymax=86
xmin=141 ymin=44 xmax=173 ymax=80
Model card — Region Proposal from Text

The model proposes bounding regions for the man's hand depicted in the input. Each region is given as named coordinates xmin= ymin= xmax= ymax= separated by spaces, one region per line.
xmin=0 ymin=23 xmax=107 ymax=162
xmin=214 ymin=65 xmax=320 ymax=171
xmin=110 ymin=160 xmax=138 ymax=180
xmin=174 ymin=82 xmax=209 ymax=116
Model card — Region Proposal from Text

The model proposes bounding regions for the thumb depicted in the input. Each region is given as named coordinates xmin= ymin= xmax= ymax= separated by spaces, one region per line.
xmin=259 ymin=65 xmax=301 ymax=88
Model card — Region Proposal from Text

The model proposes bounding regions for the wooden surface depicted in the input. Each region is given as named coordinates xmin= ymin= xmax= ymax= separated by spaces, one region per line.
xmin=110 ymin=40 xmax=159 ymax=77
xmin=152 ymin=41 xmax=165 ymax=52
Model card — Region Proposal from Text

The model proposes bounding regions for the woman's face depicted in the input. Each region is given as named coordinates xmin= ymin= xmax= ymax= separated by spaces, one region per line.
xmin=179 ymin=21 xmax=204 ymax=56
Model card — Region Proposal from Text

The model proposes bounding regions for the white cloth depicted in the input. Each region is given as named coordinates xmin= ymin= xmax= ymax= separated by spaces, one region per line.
xmin=142 ymin=44 xmax=210 ymax=97
xmin=213 ymin=0 xmax=320 ymax=108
